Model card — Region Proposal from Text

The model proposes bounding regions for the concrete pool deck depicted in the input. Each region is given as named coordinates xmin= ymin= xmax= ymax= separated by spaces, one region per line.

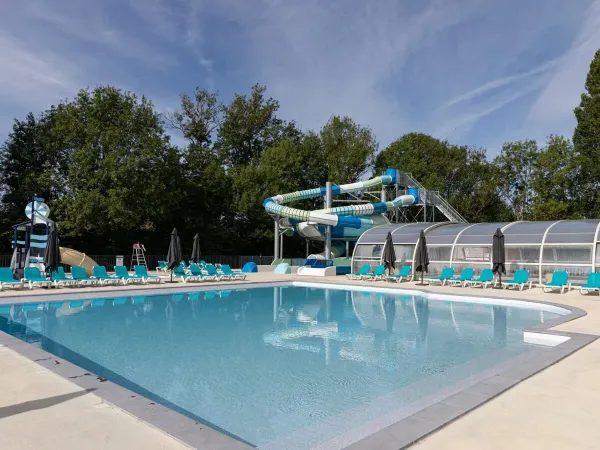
xmin=1 ymin=272 xmax=599 ymax=449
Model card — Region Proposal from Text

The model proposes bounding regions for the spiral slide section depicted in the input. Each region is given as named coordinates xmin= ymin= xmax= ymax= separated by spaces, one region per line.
xmin=60 ymin=247 xmax=100 ymax=277
xmin=263 ymin=174 xmax=416 ymax=243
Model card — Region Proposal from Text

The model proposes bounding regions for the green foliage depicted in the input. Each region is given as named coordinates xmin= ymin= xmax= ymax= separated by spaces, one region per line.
xmin=50 ymin=86 xmax=182 ymax=249
xmin=531 ymin=136 xmax=579 ymax=220
xmin=493 ymin=140 xmax=539 ymax=220
xmin=574 ymin=49 xmax=600 ymax=217
xmin=320 ymin=116 xmax=377 ymax=183
xmin=216 ymin=83 xmax=301 ymax=167
xmin=164 ymin=88 xmax=222 ymax=149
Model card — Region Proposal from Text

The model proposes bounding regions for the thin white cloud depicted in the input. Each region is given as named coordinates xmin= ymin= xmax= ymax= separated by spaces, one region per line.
xmin=525 ymin=0 xmax=600 ymax=140
xmin=439 ymin=58 xmax=560 ymax=110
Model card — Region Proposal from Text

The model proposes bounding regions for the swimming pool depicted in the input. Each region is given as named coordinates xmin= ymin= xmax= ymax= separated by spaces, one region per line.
xmin=0 ymin=284 xmax=566 ymax=449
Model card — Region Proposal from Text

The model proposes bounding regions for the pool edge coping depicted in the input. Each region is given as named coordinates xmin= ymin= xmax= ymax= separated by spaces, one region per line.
xmin=0 ymin=280 xmax=597 ymax=450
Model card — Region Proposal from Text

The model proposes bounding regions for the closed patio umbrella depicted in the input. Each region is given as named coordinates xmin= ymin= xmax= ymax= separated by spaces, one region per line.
xmin=492 ymin=228 xmax=506 ymax=288
xmin=191 ymin=233 xmax=201 ymax=263
xmin=382 ymin=231 xmax=396 ymax=275
xmin=44 ymin=220 xmax=61 ymax=281
xmin=414 ymin=230 xmax=429 ymax=285
xmin=167 ymin=228 xmax=182 ymax=282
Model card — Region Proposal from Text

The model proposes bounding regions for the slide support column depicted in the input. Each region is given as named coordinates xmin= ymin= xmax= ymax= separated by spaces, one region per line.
xmin=325 ymin=182 xmax=332 ymax=260
xmin=274 ymin=217 xmax=280 ymax=261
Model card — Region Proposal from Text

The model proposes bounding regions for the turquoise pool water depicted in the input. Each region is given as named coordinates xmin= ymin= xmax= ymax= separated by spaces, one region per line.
xmin=0 ymin=286 xmax=559 ymax=449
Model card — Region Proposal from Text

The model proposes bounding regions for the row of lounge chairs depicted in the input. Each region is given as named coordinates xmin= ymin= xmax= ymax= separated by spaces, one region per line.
xmin=346 ymin=265 xmax=575 ymax=293
xmin=0 ymin=262 xmax=246 ymax=291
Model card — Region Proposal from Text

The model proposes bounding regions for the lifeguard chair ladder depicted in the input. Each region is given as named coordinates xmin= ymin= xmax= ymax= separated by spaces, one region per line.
xmin=130 ymin=243 xmax=147 ymax=270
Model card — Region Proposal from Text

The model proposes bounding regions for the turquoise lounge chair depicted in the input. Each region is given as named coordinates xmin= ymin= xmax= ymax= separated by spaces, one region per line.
xmin=386 ymin=265 xmax=413 ymax=283
xmin=448 ymin=268 xmax=475 ymax=287
xmin=206 ymin=264 xmax=230 ymax=280
xmin=114 ymin=265 xmax=144 ymax=284
xmin=93 ymin=266 xmax=122 ymax=285
xmin=173 ymin=266 xmax=196 ymax=282
xmin=221 ymin=264 xmax=246 ymax=280
xmin=362 ymin=265 xmax=386 ymax=281
xmin=428 ymin=267 xmax=454 ymax=286
xmin=543 ymin=271 xmax=570 ymax=294
xmin=134 ymin=265 xmax=163 ymax=284
xmin=51 ymin=267 xmax=78 ymax=287
xmin=71 ymin=266 xmax=98 ymax=286
xmin=23 ymin=267 xmax=53 ymax=289
xmin=580 ymin=273 xmax=600 ymax=295
xmin=0 ymin=268 xmax=23 ymax=291
xmin=347 ymin=264 xmax=370 ymax=280
xmin=466 ymin=268 xmax=494 ymax=288
xmin=188 ymin=264 xmax=214 ymax=281
xmin=156 ymin=260 xmax=169 ymax=272
xmin=502 ymin=269 xmax=532 ymax=291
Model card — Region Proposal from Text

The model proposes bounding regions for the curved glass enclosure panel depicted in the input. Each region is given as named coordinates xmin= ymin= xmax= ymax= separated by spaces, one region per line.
xmin=541 ymin=246 xmax=593 ymax=264
xmin=355 ymin=225 xmax=401 ymax=244
xmin=428 ymin=246 xmax=452 ymax=261
xmin=354 ymin=244 xmax=384 ymax=259
xmin=452 ymin=245 xmax=491 ymax=262
xmin=426 ymin=223 xmax=471 ymax=246
xmin=544 ymin=220 xmax=600 ymax=244
xmin=393 ymin=245 xmax=415 ymax=263
xmin=454 ymin=223 xmax=509 ymax=245
xmin=391 ymin=223 xmax=437 ymax=243
xmin=505 ymin=246 xmax=540 ymax=263
xmin=504 ymin=221 xmax=553 ymax=244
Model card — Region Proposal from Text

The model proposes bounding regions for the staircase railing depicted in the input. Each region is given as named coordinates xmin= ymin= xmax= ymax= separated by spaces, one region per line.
xmin=398 ymin=172 xmax=467 ymax=223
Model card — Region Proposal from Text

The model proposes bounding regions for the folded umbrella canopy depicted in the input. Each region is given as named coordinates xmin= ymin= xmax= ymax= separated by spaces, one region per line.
xmin=414 ymin=230 xmax=429 ymax=285
xmin=167 ymin=228 xmax=182 ymax=282
xmin=492 ymin=228 xmax=506 ymax=288
xmin=191 ymin=233 xmax=201 ymax=264
xmin=382 ymin=231 xmax=396 ymax=275
xmin=44 ymin=220 xmax=61 ymax=280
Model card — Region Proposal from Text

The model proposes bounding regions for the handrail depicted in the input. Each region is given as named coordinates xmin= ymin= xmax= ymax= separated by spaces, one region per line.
xmin=398 ymin=172 xmax=467 ymax=223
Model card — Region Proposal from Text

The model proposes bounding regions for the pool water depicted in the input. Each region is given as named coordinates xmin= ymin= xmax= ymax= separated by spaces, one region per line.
xmin=0 ymin=286 xmax=559 ymax=449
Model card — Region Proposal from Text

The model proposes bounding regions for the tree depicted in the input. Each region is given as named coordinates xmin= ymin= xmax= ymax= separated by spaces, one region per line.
xmin=216 ymin=83 xmax=301 ymax=167
xmin=374 ymin=133 xmax=465 ymax=193
xmin=50 ymin=86 xmax=182 ymax=251
xmin=493 ymin=140 xmax=539 ymax=220
xmin=531 ymin=136 xmax=579 ymax=220
xmin=319 ymin=116 xmax=377 ymax=183
xmin=0 ymin=111 xmax=66 ymax=250
xmin=163 ymin=87 xmax=222 ymax=150
xmin=574 ymin=49 xmax=600 ymax=217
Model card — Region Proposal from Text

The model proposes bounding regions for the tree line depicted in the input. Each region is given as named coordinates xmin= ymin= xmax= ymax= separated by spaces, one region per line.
xmin=1 ymin=50 xmax=599 ymax=256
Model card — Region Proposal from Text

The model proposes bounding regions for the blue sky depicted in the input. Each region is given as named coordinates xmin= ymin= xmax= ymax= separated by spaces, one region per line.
xmin=1 ymin=0 xmax=599 ymax=155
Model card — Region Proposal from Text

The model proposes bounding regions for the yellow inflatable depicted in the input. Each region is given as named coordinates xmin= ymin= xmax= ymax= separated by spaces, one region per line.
xmin=60 ymin=247 xmax=99 ymax=277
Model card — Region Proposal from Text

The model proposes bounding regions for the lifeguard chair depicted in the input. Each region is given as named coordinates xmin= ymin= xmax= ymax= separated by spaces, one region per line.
xmin=130 ymin=242 xmax=147 ymax=270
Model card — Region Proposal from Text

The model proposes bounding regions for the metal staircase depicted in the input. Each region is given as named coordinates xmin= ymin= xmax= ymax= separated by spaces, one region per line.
xmin=397 ymin=172 xmax=467 ymax=223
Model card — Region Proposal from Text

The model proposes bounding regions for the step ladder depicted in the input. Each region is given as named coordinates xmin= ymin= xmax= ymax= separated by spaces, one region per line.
xmin=130 ymin=243 xmax=147 ymax=270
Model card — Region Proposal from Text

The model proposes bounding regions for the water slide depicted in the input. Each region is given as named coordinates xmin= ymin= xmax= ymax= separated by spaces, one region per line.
xmin=60 ymin=247 xmax=99 ymax=276
xmin=263 ymin=174 xmax=416 ymax=258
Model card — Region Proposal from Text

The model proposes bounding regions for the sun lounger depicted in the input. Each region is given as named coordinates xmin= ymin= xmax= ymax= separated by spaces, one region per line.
xmin=465 ymin=268 xmax=494 ymax=288
xmin=71 ymin=266 xmax=98 ymax=286
xmin=502 ymin=269 xmax=532 ymax=291
xmin=428 ymin=267 xmax=454 ymax=286
xmin=579 ymin=272 xmax=600 ymax=295
xmin=0 ymin=267 xmax=24 ymax=291
xmin=221 ymin=265 xmax=246 ymax=280
xmin=362 ymin=265 xmax=386 ymax=281
xmin=23 ymin=267 xmax=53 ymax=289
xmin=114 ymin=265 xmax=144 ymax=284
xmin=93 ymin=266 xmax=123 ymax=285
xmin=347 ymin=264 xmax=370 ymax=280
xmin=448 ymin=268 xmax=475 ymax=287
xmin=51 ymin=267 xmax=78 ymax=287
xmin=134 ymin=265 xmax=163 ymax=284
xmin=156 ymin=260 xmax=169 ymax=272
xmin=206 ymin=264 xmax=230 ymax=280
xmin=543 ymin=271 xmax=570 ymax=294
xmin=386 ymin=265 xmax=413 ymax=282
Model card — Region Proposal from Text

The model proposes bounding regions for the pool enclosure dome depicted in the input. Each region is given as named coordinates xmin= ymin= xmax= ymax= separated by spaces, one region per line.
xmin=351 ymin=220 xmax=600 ymax=284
